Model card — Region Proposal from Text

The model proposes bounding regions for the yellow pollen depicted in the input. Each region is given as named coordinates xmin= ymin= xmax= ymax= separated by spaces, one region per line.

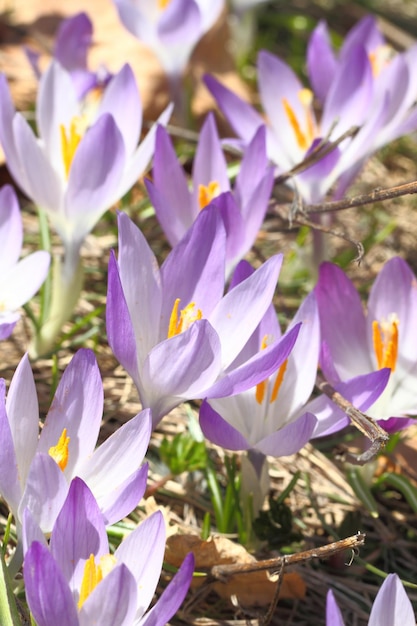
xmin=372 ymin=317 xmax=399 ymax=371
xmin=48 ymin=428 xmax=70 ymax=471
xmin=60 ymin=118 xmax=84 ymax=179
xmin=270 ymin=358 xmax=288 ymax=403
xmin=158 ymin=0 xmax=171 ymax=9
xmin=255 ymin=336 xmax=270 ymax=405
xmin=168 ymin=298 xmax=203 ymax=338
xmin=198 ymin=181 xmax=221 ymax=210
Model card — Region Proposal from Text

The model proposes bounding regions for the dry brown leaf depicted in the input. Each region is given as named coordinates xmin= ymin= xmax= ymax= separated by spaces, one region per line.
xmin=165 ymin=533 xmax=306 ymax=607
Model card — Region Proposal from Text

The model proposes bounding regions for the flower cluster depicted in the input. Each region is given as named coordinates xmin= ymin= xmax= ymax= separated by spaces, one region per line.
xmin=0 ymin=7 xmax=416 ymax=626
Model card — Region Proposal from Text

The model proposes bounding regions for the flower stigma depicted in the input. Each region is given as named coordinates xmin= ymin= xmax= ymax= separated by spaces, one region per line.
xmin=168 ymin=298 xmax=203 ymax=338
xmin=48 ymin=428 xmax=70 ymax=471
xmin=372 ymin=314 xmax=399 ymax=371
xmin=198 ymin=181 xmax=221 ymax=210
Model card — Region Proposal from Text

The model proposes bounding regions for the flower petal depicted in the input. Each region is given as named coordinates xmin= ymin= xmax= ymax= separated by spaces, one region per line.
xmin=326 ymin=590 xmax=345 ymax=626
xmin=80 ymin=564 xmax=137 ymax=626
xmin=368 ymin=573 xmax=415 ymax=626
xmin=37 ymin=349 xmax=103 ymax=477
xmin=0 ymin=251 xmax=50 ymax=311
xmin=199 ymin=400 xmax=250 ymax=450
xmin=307 ymin=21 xmax=337 ymax=103
xmin=24 ymin=542 xmax=78 ymax=626
xmin=0 ymin=185 xmax=22 ymax=269
xmin=192 ymin=113 xmax=230 ymax=208
xmin=0 ymin=380 xmax=21 ymax=515
xmin=256 ymin=412 xmax=317 ymax=457
xmin=140 ymin=552 xmax=195 ymax=626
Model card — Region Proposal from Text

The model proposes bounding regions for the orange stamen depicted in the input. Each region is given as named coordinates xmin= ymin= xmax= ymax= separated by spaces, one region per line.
xmin=372 ymin=317 xmax=399 ymax=371
xmin=168 ymin=298 xmax=203 ymax=338
xmin=48 ymin=428 xmax=70 ymax=471
xmin=270 ymin=358 xmax=288 ymax=403
xmin=198 ymin=181 xmax=221 ymax=210
xmin=255 ymin=336 xmax=270 ymax=405
xmin=282 ymin=98 xmax=308 ymax=151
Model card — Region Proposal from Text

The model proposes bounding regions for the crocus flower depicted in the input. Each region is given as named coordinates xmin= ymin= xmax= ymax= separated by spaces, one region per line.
xmin=107 ymin=205 xmax=301 ymax=427
xmin=205 ymin=16 xmax=417 ymax=203
xmin=199 ymin=261 xmax=390 ymax=450
xmin=0 ymin=185 xmax=50 ymax=340
xmin=26 ymin=13 xmax=112 ymax=100
xmin=113 ymin=0 xmax=224 ymax=80
xmin=315 ymin=258 xmax=417 ymax=425
xmin=200 ymin=263 xmax=320 ymax=456
xmin=0 ymin=60 xmax=171 ymax=281
xmin=308 ymin=16 xmax=417 ymax=161
xmin=326 ymin=574 xmax=416 ymax=625
xmin=0 ymin=349 xmax=151 ymax=539
xmin=146 ymin=115 xmax=274 ymax=277
xmin=23 ymin=478 xmax=194 ymax=626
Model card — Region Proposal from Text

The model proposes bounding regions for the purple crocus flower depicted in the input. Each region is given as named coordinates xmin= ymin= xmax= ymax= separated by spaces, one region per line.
xmin=146 ymin=115 xmax=274 ymax=277
xmin=23 ymin=478 xmax=194 ymax=626
xmin=113 ymin=0 xmax=224 ymax=80
xmin=200 ymin=263 xmax=320 ymax=456
xmin=315 ymin=258 xmax=417 ymax=425
xmin=0 ymin=349 xmax=151 ymax=538
xmin=0 ymin=185 xmax=50 ymax=340
xmin=107 ymin=206 xmax=301 ymax=427
xmin=205 ymin=16 xmax=417 ymax=204
xmin=308 ymin=16 xmax=417 ymax=160
xmin=26 ymin=13 xmax=112 ymax=100
xmin=0 ymin=60 xmax=172 ymax=281
xmin=326 ymin=574 xmax=415 ymax=625
xmin=199 ymin=261 xmax=390 ymax=450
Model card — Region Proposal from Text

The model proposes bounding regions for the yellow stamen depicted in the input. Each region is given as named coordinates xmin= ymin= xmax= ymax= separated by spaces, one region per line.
xmin=372 ymin=317 xmax=399 ymax=371
xmin=282 ymin=98 xmax=308 ymax=151
xmin=60 ymin=118 xmax=83 ymax=179
xmin=158 ymin=0 xmax=171 ymax=9
xmin=77 ymin=554 xmax=117 ymax=609
xmin=198 ymin=181 xmax=221 ymax=210
xmin=48 ymin=428 xmax=70 ymax=471
xmin=270 ymin=358 xmax=288 ymax=403
xmin=167 ymin=298 xmax=203 ymax=338
xmin=255 ymin=336 xmax=269 ymax=405
xmin=369 ymin=45 xmax=393 ymax=77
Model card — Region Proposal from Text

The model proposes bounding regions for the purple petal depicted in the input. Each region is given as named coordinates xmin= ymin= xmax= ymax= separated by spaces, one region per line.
xmin=0 ymin=316 xmax=18 ymax=340
xmin=140 ymin=552 xmax=195 ymax=626
xmin=0 ymin=251 xmax=50 ymax=310
xmin=116 ymin=211 xmax=162 ymax=365
xmin=141 ymin=319 xmax=222 ymax=425
xmin=211 ymin=192 xmax=246 ymax=271
xmin=209 ymin=254 xmax=283 ymax=366
xmin=316 ymin=263 xmax=371 ymax=380
xmin=0 ymin=75 xmax=29 ymax=193
xmin=54 ymin=13 xmax=92 ymax=72
xmin=192 ymin=113 xmax=230 ymax=208
xmin=147 ymin=125 xmax=193 ymax=246
xmin=256 ymin=412 xmax=317 ymax=457
xmin=6 ymin=353 xmax=39 ymax=490
xmin=0 ymin=185 xmax=22 ymax=268
xmin=204 ymin=74 xmax=264 ymax=144
xmin=79 ymin=564 xmax=137 ymax=626
xmin=22 ymin=507 xmax=48 ymax=555
xmin=115 ymin=511 xmax=166 ymax=616
xmin=199 ymin=400 xmax=250 ymax=450
xmin=322 ymin=44 xmax=373 ymax=136
xmin=158 ymin=0 xmax=201 ymax=45
xmin=368 ymin=573 xmax=415 ymax=626
xmin=65 ymin=113 xmax=126 ymax=229
xmin=24 ymin=542 xmax=78 ymax=626
xmin=234 ymin=124 xmax=271 ymax=218
xmin=160 ymin=205 xmax=226 ymax=325
xmin=50 ymin=477 xmax=108 ymax=587
xmin=378 ymin=416 xmax=416 ymax=434
xmin=0 ymin=380 xmax=21 ymax=514
xmin=341 ymin=16 xmax=384 ymax=60
xmin=311 ymin=368 xmax=391 ymax=437
xmin=206 ymin=323 xmax=300 ymax=398
xmin=37 ymin=349 xmax=103 ymax=477
xmin=106 ymin=250 xmax=139 ymax=386
xmin=326 ymin=590 xmax=345 ymax=626
xmin=13 ymin=113 xmax=63 ymax=212
xmin=97 ymin=64 xmax=142 ymax=156
xmin=307 ymin=21 xmax=338 ymax=103
xmin=99 ymin=464 xmax=148 ymax=526
xmin=19 ymin=453 xmax=69 ymax=534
